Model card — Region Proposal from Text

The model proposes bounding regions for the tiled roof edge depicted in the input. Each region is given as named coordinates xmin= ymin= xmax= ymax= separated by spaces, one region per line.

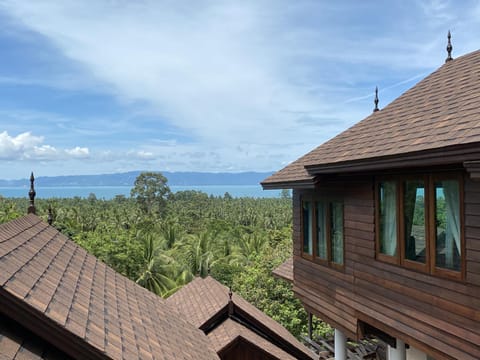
xmin=0 ymin=286 xmax=107 ymax=360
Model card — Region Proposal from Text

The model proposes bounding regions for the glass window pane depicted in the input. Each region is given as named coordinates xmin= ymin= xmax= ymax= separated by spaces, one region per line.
xmin=403 ymin=180 xmax=426 ymax=263
xmin=316 ymin=202 xmax=327 ymax=259
xmin=330 ymin=202 xmax=344 ymax=265
xmin=379 ymin=181 xmax=397 ymax=256
xmin=435 ymin=180 xmax=461 ymax=271
xmin=303 ymin=201 xmax=313 ymax=255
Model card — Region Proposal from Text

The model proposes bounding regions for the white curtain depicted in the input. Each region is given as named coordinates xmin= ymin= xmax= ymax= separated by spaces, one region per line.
xmin=443 ymin=180 xmax=461 ymax=269
xmin=316 ymin=202 xmax=327 ymax=259
xmin=381 ymin=182 xmax=397 ymax=256
xmin=331 ymin=202 xmax=344 ymax=264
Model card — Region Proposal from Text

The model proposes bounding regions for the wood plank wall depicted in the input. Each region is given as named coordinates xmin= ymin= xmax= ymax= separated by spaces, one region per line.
xmin=292 ymin=176 xmax=480 ymax=360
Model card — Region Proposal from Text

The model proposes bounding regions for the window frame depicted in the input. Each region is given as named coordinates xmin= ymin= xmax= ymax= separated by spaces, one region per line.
xmin=301 ymin=200 xmax=314 ymax=260
xmin=375 ymin=172 xmax=465 ymax=280
xmin=375 ymin=180 xmax=400 ymax=265
xmin=301 ymin=196 xmax=345 ymax=270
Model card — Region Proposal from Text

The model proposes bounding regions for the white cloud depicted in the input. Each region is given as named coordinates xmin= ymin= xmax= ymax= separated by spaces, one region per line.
xmin=0 ymin=131 xmax=90 ymax=161
xmin=65 ymin=146 xmax=89 ymax=158
xmin=1 ymin=1 xmax=479 ymax=175
xmin=0 ymin=131 xmax=43 ymax=159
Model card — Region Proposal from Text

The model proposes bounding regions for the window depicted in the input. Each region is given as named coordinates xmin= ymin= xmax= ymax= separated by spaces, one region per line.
xmin=434 ymin=179 xmax=461 ymax=272
xmin=302 ymin=201 xmax=313 ymax=256
xmin=378 ymin=181 xmax=397 ymax=258
xmin=375 ymin=174 xmax=463 ymax=279
xmin=330 ymin=202 xmax=344 ymax=265
xmin=403 ymin=179 xmax=426 ymax=267
xmin=302 ymin=198 xmax=344 ymax=268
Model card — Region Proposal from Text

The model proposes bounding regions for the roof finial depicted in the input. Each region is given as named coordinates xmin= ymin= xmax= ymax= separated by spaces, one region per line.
xmin=445 ymin=30 xmax=453 ymax=62
xmin=373 ymin=86 xmax=379 ymax=112
xmin=28 ymin=172 xmax=36 ymax=215
xmin=228 ymin=287 xmax=233 ymax=301
xmin=48 ymin=206 xmax=53 ymax=225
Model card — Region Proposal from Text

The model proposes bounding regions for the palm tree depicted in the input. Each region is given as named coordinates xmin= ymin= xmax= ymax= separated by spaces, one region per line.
xmin=177 ymin=231 xmax=220 ymax=277
xmin=135 ymin=233 xmax=179 ymax=296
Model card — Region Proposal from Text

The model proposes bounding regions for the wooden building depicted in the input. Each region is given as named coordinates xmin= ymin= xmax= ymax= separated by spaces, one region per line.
xmin=262 ymin=40 xmax=480 ymax=360
xmin=166 ymin=276 xmax=315 ymax=360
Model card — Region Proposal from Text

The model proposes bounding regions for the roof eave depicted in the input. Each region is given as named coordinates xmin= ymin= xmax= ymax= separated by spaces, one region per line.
xmin=233 ymin=304 xmax=315 ymax=360
xmin=305 ymin=143 xmax=480 ymax=175
xmin=0 ymin=287 xmax=107 ymax=360
xmin=260 ymin=178 xmax=316 ymax=190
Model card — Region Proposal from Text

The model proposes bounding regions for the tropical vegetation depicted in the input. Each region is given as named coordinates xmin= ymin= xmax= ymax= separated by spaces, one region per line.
xmin=0 ymin=172 xmax=331 ymax=339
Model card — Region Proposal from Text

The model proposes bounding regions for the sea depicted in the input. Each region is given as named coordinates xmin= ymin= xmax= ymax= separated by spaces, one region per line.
xmin=0 ymin=185 xmax=284 ymax=199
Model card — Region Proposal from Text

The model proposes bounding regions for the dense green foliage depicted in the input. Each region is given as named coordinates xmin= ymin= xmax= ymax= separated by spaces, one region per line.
xmin=0 ymin=172 xmax=331 ymax=339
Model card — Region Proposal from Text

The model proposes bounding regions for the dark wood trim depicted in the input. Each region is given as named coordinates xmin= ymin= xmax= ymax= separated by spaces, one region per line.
xmin=0 ymin=287 xmax=107 ymax=360
xmin=463 ymin=160 xmax=480 ymax=180
xmin=305 ymin=143 xmax=480 ymax=175
xmin=261 ymin=179 xmax=316 ymax=190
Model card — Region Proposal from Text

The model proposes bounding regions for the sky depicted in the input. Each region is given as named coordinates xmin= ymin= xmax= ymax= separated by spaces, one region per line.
xmin=0 ymin=0 xmax=479 ymax=179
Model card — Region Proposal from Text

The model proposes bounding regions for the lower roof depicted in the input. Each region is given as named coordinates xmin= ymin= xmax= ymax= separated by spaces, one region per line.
xmin=0 ymin=214 xmax=219 ymax=360
xmin=272 ymin=257 xmax=293 ymax=283
xmin=208 ymin=318 xmax=296 ymax=360
xmin=166 ymin=276 xmax=314 ymax=360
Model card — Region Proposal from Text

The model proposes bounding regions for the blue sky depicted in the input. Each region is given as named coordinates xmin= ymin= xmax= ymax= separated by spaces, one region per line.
xmin=0 ymin=0 xmax=479 ymax=179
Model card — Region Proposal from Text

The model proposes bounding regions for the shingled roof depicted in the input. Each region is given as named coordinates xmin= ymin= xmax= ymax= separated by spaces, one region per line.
xmin=166 ymin=276 xmax=315 ymax=360
xmin=263 ymin=49 xmax=480 ymax=188
xmin=0 ymin=214 xmax=219 ymax=360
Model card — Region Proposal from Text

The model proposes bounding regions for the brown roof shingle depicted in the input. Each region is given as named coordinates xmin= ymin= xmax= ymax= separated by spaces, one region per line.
xmin=263 ymin=49 xmax=480 ymax=187
xmin=0 ymin=214 xmax=219 ymax=360
xmin=166 ymin=276 xmax=314 ymax=360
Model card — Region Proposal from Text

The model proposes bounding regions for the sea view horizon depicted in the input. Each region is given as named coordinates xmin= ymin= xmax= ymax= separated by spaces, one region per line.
xmin=0 ymin=185 xmax=283 ymax=199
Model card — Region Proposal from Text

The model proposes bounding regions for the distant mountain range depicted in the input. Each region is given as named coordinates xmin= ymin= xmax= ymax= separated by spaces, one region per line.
xmin=0 ymin=171 xmax=274 ymax=187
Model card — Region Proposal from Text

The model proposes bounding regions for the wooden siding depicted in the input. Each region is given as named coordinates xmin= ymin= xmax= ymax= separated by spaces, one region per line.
xmin=292 ymin=175 xmax=480 ymax=360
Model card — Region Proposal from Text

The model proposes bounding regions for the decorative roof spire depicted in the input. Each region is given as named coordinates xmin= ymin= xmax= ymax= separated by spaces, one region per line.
xmin=445 ymin=30 xmax=453 ymax=62
xmin=48 ymin=206 xmax=53 ymax=225
xmin=28 ymin=172 xmax=36 ymax=215
xmin=373 ymin=86 xmax=379 ymax=112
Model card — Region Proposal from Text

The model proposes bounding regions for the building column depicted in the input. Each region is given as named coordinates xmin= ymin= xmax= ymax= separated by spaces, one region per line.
xmin=388 ymin=338 xmax=406 ymax=360
xmin=307 ymin=312 xmax=313 ymax=339
xmin=334 ymin=328 xmax=347 ymax=360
